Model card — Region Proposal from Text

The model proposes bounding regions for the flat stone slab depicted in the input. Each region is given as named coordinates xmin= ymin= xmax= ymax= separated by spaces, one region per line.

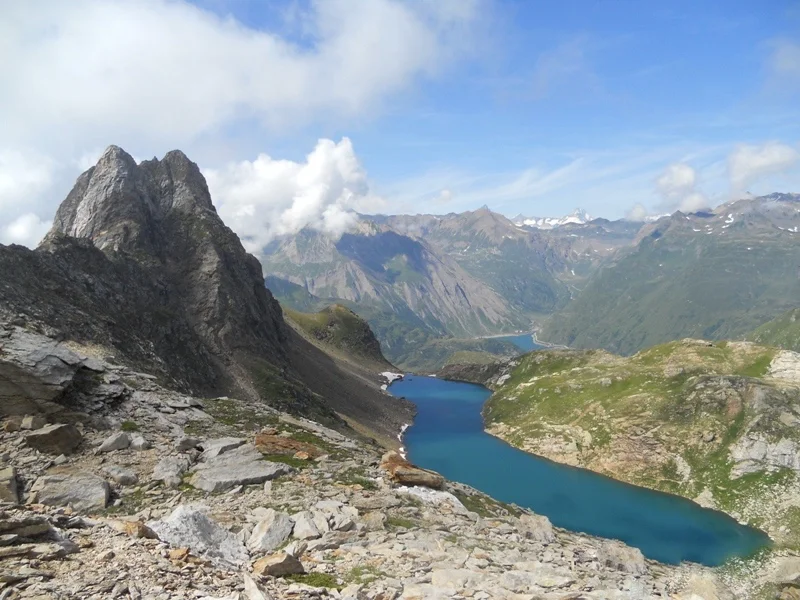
xmin=32 ymin=474 xmax=109 ymax=512
xmin=199 ymin=437 xmax=245 ymax=460
xmin=190 ymin=445 xmax=293 ymax=493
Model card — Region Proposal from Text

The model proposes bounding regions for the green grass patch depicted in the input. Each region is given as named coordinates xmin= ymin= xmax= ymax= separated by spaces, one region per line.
xmin=336 ymin=467 xmax=377 ymax=490
xmin=285 ymin=573 xmax=338 ymax=588
xmin=120 ymin=420 xmax=139 ymax=432
xmin=345 ymin=565 xmax=386 ymax=584
xmin=386 ymin=516 xmax=417 ymax=529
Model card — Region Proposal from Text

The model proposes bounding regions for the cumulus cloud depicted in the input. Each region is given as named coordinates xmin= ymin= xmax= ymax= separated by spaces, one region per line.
xmin=0 ymin=151 xmax=55 ymax=210
xmin=728 ymin=141 xmax=800 ymax=192
xmin=0 ymin=213 xmax=52 ymax=247
xmin=0 ymin=0 xmax=479 ymax=147
xmin=655 ymin=163 xmax=709 ymax=213
xmin=206 ymin=138 xmax=383 ymax=253
xmin=0 ymin=0 xmax=480 ymax=247
xmin=433 ymin=189 xmax=453 ymax=205
xmin=625 ymin=203 xmax=649 ymax=222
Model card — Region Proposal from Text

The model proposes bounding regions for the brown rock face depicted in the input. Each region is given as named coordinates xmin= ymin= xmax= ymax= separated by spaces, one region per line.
xmin=251 ymin=552 xmax=305 ymax=577
xmin=253 ymin=433 xmax=322 ymax=458
xmin=380 ymin=451 xmax=444 ymax=489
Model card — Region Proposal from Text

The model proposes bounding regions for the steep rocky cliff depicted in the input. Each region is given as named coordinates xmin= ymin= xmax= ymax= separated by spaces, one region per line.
xmin=0 ymin=146 xmax=412 ymax=442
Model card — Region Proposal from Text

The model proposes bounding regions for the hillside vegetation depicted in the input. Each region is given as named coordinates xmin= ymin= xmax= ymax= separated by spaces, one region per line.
xmin=483 ymin=340 xmax=800 ymax=549
xmin=284 ymin=305 xmax=392 ymax=369
xmin=748 ymin=308 xmax=800 ymax=352
xmin=541 ymin=195 xmax=800 ymax=355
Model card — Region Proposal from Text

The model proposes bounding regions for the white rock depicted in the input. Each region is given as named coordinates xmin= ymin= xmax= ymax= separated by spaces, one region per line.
xmin=291 ymin=511 xmax=321 ymax=540
xmin=247 ymin=509 xmax=294 ymax=553
xmin=242 ymin=573 xmax=274 ymax=600
xmin=147 ymin=504 xmax=248 ymax=568
xmin=98 ymin=431 xmax=131 ymax=453
xmin=129 ymin=434 xmax=151 ymax=451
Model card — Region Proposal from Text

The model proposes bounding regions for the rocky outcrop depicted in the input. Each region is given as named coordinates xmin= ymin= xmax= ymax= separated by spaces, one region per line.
xmin=0 ymin=146 xmax=412 ymax=442
xmin=0 ymin=325 xmax=103 ymax=416
xmin=380 ymin=450 xmax=444 ymax=489
xmin=730 ymin=434 xmax=800 ymax=478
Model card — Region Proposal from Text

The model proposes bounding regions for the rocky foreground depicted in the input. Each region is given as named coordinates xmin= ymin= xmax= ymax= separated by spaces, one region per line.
xmin=6 ymin=324 xmax=794 ymax=600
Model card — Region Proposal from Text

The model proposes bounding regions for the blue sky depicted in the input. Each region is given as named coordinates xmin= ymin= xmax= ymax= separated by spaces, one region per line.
xmin=193 ymin=0 xmax=800 ymax=218
xmin=2 ymin=0 xmax=800 ymax=246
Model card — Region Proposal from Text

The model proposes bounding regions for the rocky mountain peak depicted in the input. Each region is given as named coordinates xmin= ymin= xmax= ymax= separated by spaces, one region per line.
xmin=46 ymin=145 xmax=216 ymax=256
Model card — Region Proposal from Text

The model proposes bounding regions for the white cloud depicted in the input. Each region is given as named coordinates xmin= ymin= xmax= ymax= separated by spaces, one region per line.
xmin=768 ymin=39 xmax=800 ymax=78
xmin=656 ymin=163 xmax=696 ymax=198
xmin=433 ymin=189 xmax=454 ymax=204
xmin=655 ymin=163 xmax=709 ymax=213
xmin=625 ymin=203 xmax=648 ymax=222
xmin=206 ymin=138 xmax=384 ymax=253
xmin=0 ymin=0 xmax=479 ymax=147
xmin=728 ymin=141 xmax=800 ymax=192
xmin=0 ymin=213 xmax=52 ymax=247
xmin=0 ymin=151 xmax=55 ymax=210
xmin=0 ymin=0 xmax=480 ymax=247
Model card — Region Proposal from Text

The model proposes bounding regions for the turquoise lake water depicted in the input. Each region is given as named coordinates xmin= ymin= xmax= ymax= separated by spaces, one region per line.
xmin=493 ymin=333 xmax=543 ymax=352
xmin=389 ymin=374 xmax=770 ymax=566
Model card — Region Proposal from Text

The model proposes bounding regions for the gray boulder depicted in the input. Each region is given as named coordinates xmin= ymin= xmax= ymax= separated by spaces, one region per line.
xmin=518 ymin=513 xmax=555 ymax=543
xmin=103 ymin=465 xmax=138 ymax=486
xmin=152 ymin=455 xmax=192 ymax=487
xmin=147 ymin=505 xmax=248 ymax=568
xmin=25 ymin=424 xmax=82 ymax=455
xmin=247 ymin=509 xmax=294 ymax=553
xmin=32 ymin=474 xmax=110 ymax=512
xmin=598 ymin=540 xmax=647 ymax=575
xmin=98 ymin=431 xmax=130 ymax=453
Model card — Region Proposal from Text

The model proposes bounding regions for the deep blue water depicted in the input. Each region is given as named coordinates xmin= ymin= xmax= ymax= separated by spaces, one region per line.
xmin=493 ymin=333 xmax=544 ymax=352
xmin=389 ymin=375 xmax=770 ymax=566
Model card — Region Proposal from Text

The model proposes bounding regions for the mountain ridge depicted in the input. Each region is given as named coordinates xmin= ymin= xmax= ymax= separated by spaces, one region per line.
xmin=1 ymin=145 xmax=413 ymax=443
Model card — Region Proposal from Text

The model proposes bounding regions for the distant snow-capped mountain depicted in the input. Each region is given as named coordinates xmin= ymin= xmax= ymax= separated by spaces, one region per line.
xmin=512 ymin=208 xmax=592 ymax=229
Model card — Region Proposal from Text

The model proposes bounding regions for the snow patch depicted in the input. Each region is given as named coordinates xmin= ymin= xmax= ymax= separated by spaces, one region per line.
xmin=381 ymin=372 xmax=404 ymax=384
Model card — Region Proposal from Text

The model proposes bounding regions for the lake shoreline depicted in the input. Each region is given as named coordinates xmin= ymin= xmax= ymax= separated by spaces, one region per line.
xmin=388 ymin=374 xmax=771 ymax=568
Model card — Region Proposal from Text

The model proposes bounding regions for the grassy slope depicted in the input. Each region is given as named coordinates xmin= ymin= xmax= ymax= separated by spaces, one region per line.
xmin=747 ymin=308 xmax=800 ymax=352
xmin=284 ymin=305 xmax=392 ymax=370
xmin=484 ymin=340 xmax=800 ymax=549
xmin=540 ymin=225 xmax=800 ymax=355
